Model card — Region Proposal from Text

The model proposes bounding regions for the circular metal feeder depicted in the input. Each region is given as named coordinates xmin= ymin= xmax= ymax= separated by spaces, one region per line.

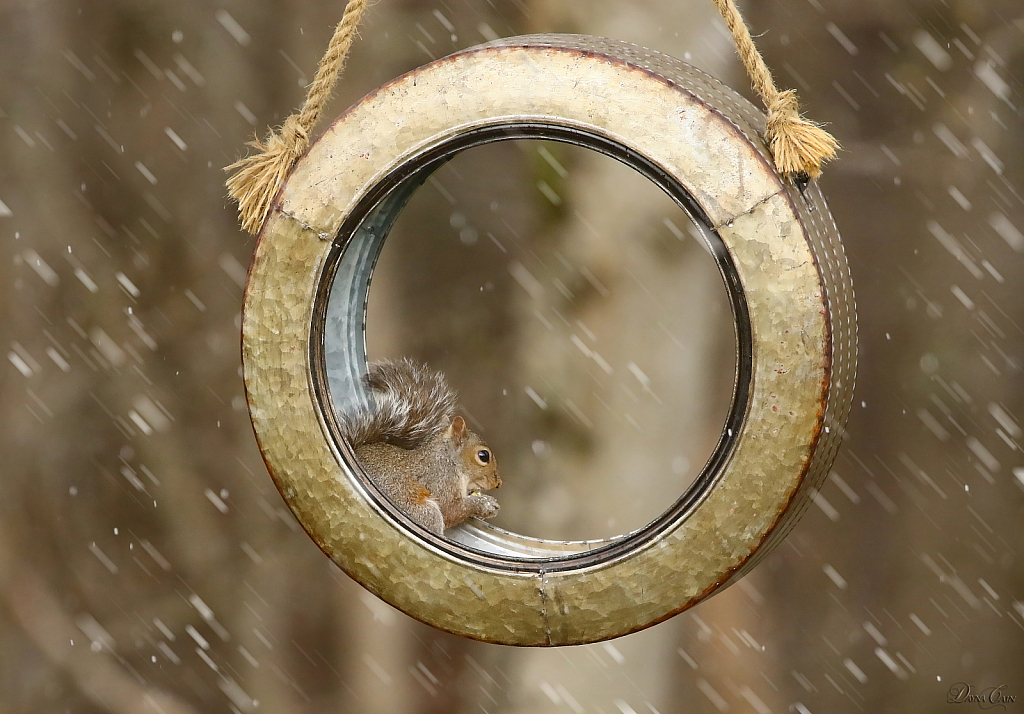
xmin=242 ymin=34 xmax=857 ymax=646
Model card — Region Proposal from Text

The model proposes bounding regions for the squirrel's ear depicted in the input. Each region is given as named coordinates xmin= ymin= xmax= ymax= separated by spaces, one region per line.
xmin=449 ymin=415 xmax=467 ymax=443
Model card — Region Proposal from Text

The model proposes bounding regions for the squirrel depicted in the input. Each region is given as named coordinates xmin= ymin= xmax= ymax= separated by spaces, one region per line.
xmin=339 ymin=358 xmax=501 ymax=536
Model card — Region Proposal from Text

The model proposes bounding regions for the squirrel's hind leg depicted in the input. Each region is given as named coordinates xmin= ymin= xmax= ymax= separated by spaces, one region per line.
xmin=391 ymin=483 xmax=444 ymax=534
xmin=409 ymin=497 xmax=445 ymax=536
xmin=387 ymin=480 xmax=444 ymax=535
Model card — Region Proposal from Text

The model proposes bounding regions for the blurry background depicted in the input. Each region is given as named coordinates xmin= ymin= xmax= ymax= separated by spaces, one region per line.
xmin=2 ymin=0 xmax=1022 ymax=712
xmin=364 ymin=137 xmax=739 ymax=541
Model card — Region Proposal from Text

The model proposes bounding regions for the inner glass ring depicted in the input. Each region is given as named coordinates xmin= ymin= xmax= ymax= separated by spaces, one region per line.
xmin=309 ymin=122 xmax=753 ymax=572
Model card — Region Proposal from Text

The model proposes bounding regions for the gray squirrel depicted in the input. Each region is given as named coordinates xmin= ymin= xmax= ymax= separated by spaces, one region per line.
xmin=340 ymin=358 xmax=501 ymax=535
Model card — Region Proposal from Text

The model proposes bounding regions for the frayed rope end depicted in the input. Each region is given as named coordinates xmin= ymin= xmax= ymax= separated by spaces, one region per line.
xmin=765 ymin=90 xmax=839 ymax=181
xmin=225 ymin=115 xmax=309 ymax=235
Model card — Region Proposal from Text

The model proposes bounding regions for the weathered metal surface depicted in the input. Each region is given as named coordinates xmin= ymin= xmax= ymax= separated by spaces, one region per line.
xmin=242 ymin=34 xmax=856 ymax=645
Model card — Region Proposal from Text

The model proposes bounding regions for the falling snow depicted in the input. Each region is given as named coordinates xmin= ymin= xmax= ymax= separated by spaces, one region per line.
xmin=2 ymin=1 xmax=1023 ymax=713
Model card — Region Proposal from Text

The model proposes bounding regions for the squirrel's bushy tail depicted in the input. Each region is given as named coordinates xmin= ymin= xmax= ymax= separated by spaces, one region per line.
xmin=340 ymin=358 xmax=458 ymax=450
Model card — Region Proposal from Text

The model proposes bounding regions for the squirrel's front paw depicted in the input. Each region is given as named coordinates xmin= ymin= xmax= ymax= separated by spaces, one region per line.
xmin=468 ymin=493 xmax=499 ymax=520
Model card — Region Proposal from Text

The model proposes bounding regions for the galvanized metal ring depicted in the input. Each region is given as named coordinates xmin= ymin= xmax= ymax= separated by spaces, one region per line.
xmin=242 ymin=34 xmax=857 ymax=645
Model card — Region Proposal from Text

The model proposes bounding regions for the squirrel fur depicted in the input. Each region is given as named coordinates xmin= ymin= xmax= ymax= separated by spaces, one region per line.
xmin=340 ymin=358 xmax=501 ymax=535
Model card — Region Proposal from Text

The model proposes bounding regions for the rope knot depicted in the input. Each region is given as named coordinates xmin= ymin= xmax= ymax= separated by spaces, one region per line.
xmin=766 ymin=89 xmax=800 ymax=123
xmin=763 ymin=89 xmax=839 ymax=181
xmin=712 ymin=0 xmax=839 ymax=181
xmin=225 ymin=0 xmax=368 ymax=235
xmin=224 ymin=118 xmax=309 ymax=235
xmin=278 ymin=115 xmax=310 ymax=154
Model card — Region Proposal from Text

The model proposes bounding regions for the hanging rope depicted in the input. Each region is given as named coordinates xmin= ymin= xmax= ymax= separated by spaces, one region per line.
xmin=711 ymin=0 xmax=838 ymax=179
xmin=225 ymin=0 xmax=837 ymax=234
xmin=225 ymin=0 xmax=367 ymax=234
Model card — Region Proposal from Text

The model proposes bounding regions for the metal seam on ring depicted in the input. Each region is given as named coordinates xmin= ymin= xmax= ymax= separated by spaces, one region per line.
xmin=712 ymin=188 xmax=785 ymax=230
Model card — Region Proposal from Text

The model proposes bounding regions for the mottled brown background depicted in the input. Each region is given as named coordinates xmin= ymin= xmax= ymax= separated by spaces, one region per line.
xmin=2 ymin=0 xmax=1022 ymax=712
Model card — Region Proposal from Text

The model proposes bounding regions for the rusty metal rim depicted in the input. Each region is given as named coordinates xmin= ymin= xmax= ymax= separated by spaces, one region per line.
xmin=308 ymin=121 xmax=754 ymax=573
xmin=242 ymin=34 xmax=852 ymax=644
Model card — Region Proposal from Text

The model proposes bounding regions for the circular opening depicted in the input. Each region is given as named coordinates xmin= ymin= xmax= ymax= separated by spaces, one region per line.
xmin=311 ymin=126 xmax=750 ymax=568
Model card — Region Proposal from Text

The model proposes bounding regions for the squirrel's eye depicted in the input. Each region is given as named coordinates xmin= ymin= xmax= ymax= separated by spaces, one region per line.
xmin=476 ymin=449 xmax=490 ymax=464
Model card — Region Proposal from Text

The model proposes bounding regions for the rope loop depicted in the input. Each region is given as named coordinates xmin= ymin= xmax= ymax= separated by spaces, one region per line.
xmin=225 ymin=0 xmax=838 ymax=234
